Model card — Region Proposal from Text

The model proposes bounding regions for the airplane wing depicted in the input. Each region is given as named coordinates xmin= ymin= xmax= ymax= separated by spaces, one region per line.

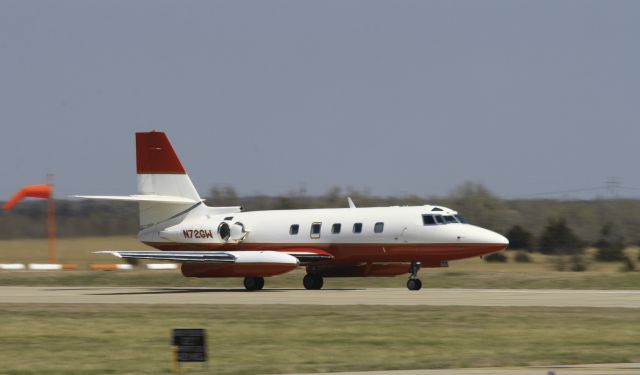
xmin=97 ymin=248 xmax=333 ymax=265
xmin=279 ymin=248 xmax=334 ymax=263
xmin=97 ymin=251 xmax=236 ymax=263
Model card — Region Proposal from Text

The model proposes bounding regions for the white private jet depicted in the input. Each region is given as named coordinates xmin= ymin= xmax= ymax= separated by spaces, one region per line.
xmin=77 ymin=131 xmax=508 ymax=291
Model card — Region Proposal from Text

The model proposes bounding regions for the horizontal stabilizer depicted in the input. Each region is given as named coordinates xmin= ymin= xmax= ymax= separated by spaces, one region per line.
xmin=73 ymin=195 xmax=200 ymax=204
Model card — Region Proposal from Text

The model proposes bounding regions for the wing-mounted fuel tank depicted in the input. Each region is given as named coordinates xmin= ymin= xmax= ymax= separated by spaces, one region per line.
xmin=159 ymin=221 xmax=248 ymax=244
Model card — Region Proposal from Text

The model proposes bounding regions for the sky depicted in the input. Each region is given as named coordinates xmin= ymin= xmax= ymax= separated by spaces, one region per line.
xmin=1 ymin=1 xmax=639 ymax=200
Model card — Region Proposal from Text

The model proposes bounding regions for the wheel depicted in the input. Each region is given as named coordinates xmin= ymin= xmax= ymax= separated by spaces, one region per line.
xmin=407 ymin=278 xmax=422 ymax=291
xmin=244 ymin=277 xmax=264 ymax=291
xmin=303 ymin=274 xmax=324 ymax=290
xmin=313 ymin=275 xmax=324 ymax=290
xmin=303 ymin=274 xmax=315 ymax=289
xmin=255 ymin=277 xmax=265 ymax=290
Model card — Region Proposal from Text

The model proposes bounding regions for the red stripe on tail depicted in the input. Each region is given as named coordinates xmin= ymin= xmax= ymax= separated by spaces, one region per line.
xmin=136 ymin=131 xmax=186 ymax=174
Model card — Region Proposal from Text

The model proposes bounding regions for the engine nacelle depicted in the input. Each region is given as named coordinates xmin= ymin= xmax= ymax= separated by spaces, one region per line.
xmin=182 ymin=251 xmax=299 ymax=277
xmin=159 ymin=221 xmax=246 ymax=244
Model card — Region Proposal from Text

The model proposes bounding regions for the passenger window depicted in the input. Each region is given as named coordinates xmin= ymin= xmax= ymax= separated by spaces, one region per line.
xmin=310 ymin=222 xmax=322 ymax=238
xmin=353 ymin=223 xmax=363 ymax=233
xmin=332 ymin=223 xmax=341 ymax=234
xmin=423 ymin=215 xmax=436 ymax=225
xmin=374 ymin=222 xmax=384 ymax=233
xmin=434 ymin=215 xmax=444 ymax=224
xmin=290 ymin=224 xmax=299 ymax=235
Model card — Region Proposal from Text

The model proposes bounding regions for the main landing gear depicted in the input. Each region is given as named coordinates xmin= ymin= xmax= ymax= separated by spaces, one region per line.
xmin=243 ymin=277 xmax=265 ymax=291
xmin=407 ymin=261 xmax=422 ymax=291
xmin=303 ymin=274 xmax=324 ymax=290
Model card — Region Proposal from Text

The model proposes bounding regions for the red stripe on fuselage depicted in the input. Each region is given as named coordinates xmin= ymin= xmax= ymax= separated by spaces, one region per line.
xmin=141 ymin=242 xmax=506 ymax=263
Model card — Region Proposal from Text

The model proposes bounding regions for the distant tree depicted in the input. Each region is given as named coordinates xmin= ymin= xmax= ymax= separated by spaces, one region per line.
xmin=484 ymin=252 xmax=507 ymax=262
xmin=506 ymin=225 xmax=533 ymax=250
xmin=208 ymin=185 xmax=240 ymax=207
xmin=447 ymin=182 xmax=503 ymax=227
xmin=514 ymin=251 xmax=532 ymax=263
xmin=594 ymin=224 xmax=626 ymax=262
xmin=552 ymin=254 xmax=588 ymax=272
xmin=620 ymin=256 xmax=636 ymax=272
xmin=539 ymin=219 xmax=583 ymax=255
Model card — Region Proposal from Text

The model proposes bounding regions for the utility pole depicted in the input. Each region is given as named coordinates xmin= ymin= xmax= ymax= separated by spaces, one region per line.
xmin=605 ymin=177 xmax=620 ymax=198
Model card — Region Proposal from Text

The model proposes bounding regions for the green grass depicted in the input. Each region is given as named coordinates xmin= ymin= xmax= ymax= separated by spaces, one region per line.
xmin=0 ymin=237 xmax=639 ymax=289
xmin=0 ymin=304 xmax=638 ymax=375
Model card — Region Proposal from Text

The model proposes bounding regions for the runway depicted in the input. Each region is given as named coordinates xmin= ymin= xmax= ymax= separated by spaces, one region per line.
xmin=1 ymin=287 xmax=639 ymax=307
xmin=273 ymin=363 xmax=640 ymax=375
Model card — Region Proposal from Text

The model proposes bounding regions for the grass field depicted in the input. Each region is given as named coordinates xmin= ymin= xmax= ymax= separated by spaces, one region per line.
xmin=2 ymin=238 xmax=639 ymax=375
xmin=0 ymin=237 xmax=639 ymax=289
xmin=1 ymin=304 xmax=639 ymax=375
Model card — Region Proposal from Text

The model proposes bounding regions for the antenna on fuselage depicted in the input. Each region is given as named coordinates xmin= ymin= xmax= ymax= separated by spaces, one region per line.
xmin=347 ymin=197 xmax=356 ymax=208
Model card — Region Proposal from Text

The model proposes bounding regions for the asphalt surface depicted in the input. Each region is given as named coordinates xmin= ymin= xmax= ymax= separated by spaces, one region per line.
xmin=272 ymin=363 xmax=640 ymax=375
xmin=0 ymin=287 xmax=639 ymax=307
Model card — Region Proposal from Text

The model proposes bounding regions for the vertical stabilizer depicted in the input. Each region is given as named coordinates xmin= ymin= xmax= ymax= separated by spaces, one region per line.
xmin=136 ymin=131 xmax=202 ymax=227
xmin=136 ymin=131 xmax=200 ymax=200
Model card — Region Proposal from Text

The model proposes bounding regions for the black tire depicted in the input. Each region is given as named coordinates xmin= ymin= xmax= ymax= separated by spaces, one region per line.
xmin=255 ymin=277 xmax=265 ymax=290
xmin=303 ymin=274 xmax=315 ymax=290
xmin=303 ymin=274 xmax=324 ymax=290
xmin=244 ymin=277 xmax=261 ymax=291
xmin=313 ymin=275 xmax=324 ymax=290
xmin=407 ymin=279 xmax=422 ymax=291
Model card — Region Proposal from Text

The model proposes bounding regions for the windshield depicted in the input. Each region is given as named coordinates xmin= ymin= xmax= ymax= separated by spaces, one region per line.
xmin=422 ymin=213 xmax=467 ymax=225
xmin=443 ymin=215 xmax=457 ymax=224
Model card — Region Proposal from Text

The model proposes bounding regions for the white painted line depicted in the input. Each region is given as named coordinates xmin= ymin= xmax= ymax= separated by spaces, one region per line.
xmin=116 ymin=264 xmax=133 ymax=270
xmin=145 ymin=263 xmax=177 ymax=270
xmin=0 ymin=263 xmax=26 ymax=270
xmin=28 ymin=263 xmax=63 ymax=271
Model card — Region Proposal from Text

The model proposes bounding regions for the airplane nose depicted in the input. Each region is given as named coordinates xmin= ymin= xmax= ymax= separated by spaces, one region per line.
xmin=467 ymin=226 xmax=509 ymax=249
xmin=493 ymin=232 xmax=509 ymax=249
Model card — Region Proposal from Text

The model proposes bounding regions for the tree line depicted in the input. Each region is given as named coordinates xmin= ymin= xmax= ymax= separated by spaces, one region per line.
xmin=1 ymin=182 xmax=639 ymax=250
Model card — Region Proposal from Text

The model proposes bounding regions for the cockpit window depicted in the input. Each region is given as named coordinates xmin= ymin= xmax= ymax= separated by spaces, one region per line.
xmin=443 ymin=215 xmax=457 ymax=224
xmin=424 ymin=213 xmax=467 ymax=225
xmin=422 ymin=215 xmax=436 ymax=225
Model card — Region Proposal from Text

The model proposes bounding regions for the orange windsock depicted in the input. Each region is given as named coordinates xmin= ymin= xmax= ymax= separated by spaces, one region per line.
xmin=3 ymin=184 xmax=52 ymax=211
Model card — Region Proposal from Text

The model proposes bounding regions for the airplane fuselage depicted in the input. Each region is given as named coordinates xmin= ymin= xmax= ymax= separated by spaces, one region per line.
xmin=139 ymin=205 xmax=507 ymax=265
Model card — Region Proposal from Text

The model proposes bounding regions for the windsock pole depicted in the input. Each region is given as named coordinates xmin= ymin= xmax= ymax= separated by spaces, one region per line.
xmin=4 ymin=178 xmax=57 ymax=264
xmin=47 ymin=174 xmax=56 ymax=264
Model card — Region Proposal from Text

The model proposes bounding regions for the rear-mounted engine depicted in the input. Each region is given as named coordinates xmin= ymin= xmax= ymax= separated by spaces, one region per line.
xmin=159 ymin=221 xmax=247 ymax=244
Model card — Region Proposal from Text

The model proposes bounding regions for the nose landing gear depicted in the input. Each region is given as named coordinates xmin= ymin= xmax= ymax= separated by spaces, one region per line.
xmin=407 ymin=261 xmax=422 ymax=291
